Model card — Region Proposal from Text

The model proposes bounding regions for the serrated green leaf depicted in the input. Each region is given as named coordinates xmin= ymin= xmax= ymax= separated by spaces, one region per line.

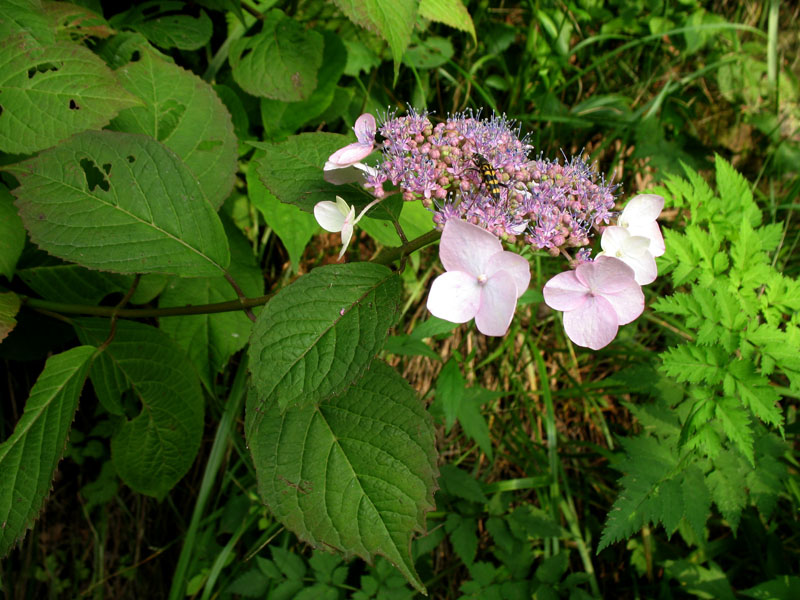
xmin=664 ymin=559 xmax=736 ymax=600
xmin=681 ymin=464 xmax=711 ymax=539
xmin=419 ymin=0 xmax=476 ymax=41
xmin=331 ymin=0 xmax=416 ymax=71
xmin=43 ymin=1 xmax=114 ymax=41
xmin=726 ymin=360 xmax=784 ymax=432
xmin=9 ymin=130 xmax=230 ymax=277
xmin=715 ymin=154 xmax=760 ymax=227
xmin=435 ymin=359 xmax=465 ymax=432
xmin=0 ymin=0 xmax=55 ymax=46
xmin=0 ymin=33 xmax=140 ymax=154
xmin=16 ymin=263 xmax=128 ymax=304
xmin=0 ymin=186 xmax=25 ymax=279
xmin=659 ymin=343 xmax=726 ymax=385
xmin=458 ymin=387 xmax=494 ymax=460
xmin=247 ymin=263 xmax=401 ymax=413
xmin=714 ymin=396 xmax=754 ymax=465
xmin=598 ymin=435 xmax=679 ymax=551
xmin=707 ymin=450 xmax=747 ymax=532
xmin=110 ymin=48 xmax=237 ymax=209
xmin=260 ymin=30 xmax=346 ymax=139
xmin=74 ymin=318 xmax=204 ymax=498
xmin=0 ymin=291 xmax=21 ymax=342
xmin=159 ymin=218 xmax=262 ymax=388
xmin=251 ymin=133 xmax=373 ymax=213
xmin=445 ymin=514 xmax=478 ymax=566
xmin=229 ymin=9 xmax=323 ymax=101
xmin=246 ymin=155 xmax=318 ymax=271
xmin=0 ymin=345 xmax=94 ymax=556
xmin=245 ymin=361 xmax=438 ymax=594
xmin=109 ymin=1 xmax=212 ymax=50
xmin=438 ymin=464 xmax=487 ymax=503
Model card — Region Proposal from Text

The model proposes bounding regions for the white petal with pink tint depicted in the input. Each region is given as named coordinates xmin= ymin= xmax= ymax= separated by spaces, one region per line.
xmin=475 ymin=270 xmax=519 ymax=336
xmin=439 ymin=219 xmax=502 ymax=275
xmin=486 ymin=251 xmax=531 ymax=298
xmin=542 ymin=271 xmax=590 ymax=311
xmin=427 ymin=271 xmax=481 ymax=323
xmin=353 ymin=113 xmax=376 ymax=144
xmin=562 ymin=295 xmax=620 ymax=350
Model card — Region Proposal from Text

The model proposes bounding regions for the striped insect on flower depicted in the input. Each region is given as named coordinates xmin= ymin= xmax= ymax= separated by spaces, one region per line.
xmin=472 ymin=153 xmax=502 ymax=201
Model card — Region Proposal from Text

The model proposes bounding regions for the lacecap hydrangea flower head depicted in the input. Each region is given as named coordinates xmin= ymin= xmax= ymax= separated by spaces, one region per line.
xmin=315 ymin=108 xmax=664 ymax=345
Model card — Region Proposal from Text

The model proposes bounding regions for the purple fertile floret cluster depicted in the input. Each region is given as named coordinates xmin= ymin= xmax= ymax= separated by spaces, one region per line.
xmin=364 ymin=108 xmax=618 ymax=255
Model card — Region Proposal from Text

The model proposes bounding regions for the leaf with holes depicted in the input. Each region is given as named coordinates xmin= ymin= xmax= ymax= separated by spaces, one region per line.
xmin=110 ymin=48 xmax=237 ymax=209
xmin=229 ymin=9 xmax=323 ymax=102
xmin=0 ymin=345 xmax=95 ymax=557
xmin=245 ymin=360 xmax=438 ymax=594
xmin=247 ymin=263 xmax=402 ymax=413
xmin=0 ymin=33 xmax=140 ymax=154
xmin=74 ymin=319 xmax=204 ymax=498
xmin=7 ymin=129 xmax=230 ymax=277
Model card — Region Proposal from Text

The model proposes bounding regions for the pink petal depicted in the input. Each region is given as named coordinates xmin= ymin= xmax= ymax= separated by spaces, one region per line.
xmin=426 ymin=271 xmax=481 ymax=323
xmin=327 ymin=141 xmax=373 ymax=167
xmin=486 ymin=251 xmax=531 ymax=299
xmin=543 ymin=270 xmax=589 ymax=311
xmin=562 ymin=295 xmax=620 ymax=350
xmin=576 ymin=256 xmax=637 ymax=294
xmin=602 ymin=280 xmax=644 ymax=325
xmin=475 ymin=270 xmax=518 ymax=336
xmin=439 ymin=219 xmax=502 ymax=276
xmin=353 ymin=113 xmax=377 ymax=144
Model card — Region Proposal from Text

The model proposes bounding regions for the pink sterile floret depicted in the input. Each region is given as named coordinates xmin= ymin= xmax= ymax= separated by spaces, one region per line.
xmin=427 ymin=219 xmax=530 ymax=336
xmin=543 ymin=256 xmax=644 ymax=350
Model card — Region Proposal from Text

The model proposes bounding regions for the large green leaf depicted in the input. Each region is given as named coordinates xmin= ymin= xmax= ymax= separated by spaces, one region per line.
xmin=0 ymin=33 xmax=140 ymax=154
xmin=159 ymin=219 xmax=263 ymax=388
xmin=331 ymin=0 xmax=416 ymax=70
xmin=419 ymin=0 xmax=476 ymax=41
xmin=229 ymin=9 xmax=323 ymax=102
xmin=9 ymin=130 xmax=230 ymax=277
xmin=0 ymin=186 xmax=25 ymax=280
xmin=0 ymin=0 xmax=54 ymax=46
xmin=246 ymin=360 xmax=438 ymax=593
xmin=108 ymin=1 xmax=212 ymax=51
xmin=248 ymin=263 xmax=401 ymax=413
xmin=246 ymin=152 xmax=318 ymax=271
xmin=0 ymin=345 xmax=95 ymax=556
xmin=110 ymin=48 xmax=237 ymax=209
xmin=74 ymin=319 xmax=204 ymax=498
xmin=251 ymin=133 xmax=372 ymax=213
xmin=259 ymin=30 xmax=347 ymax=139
